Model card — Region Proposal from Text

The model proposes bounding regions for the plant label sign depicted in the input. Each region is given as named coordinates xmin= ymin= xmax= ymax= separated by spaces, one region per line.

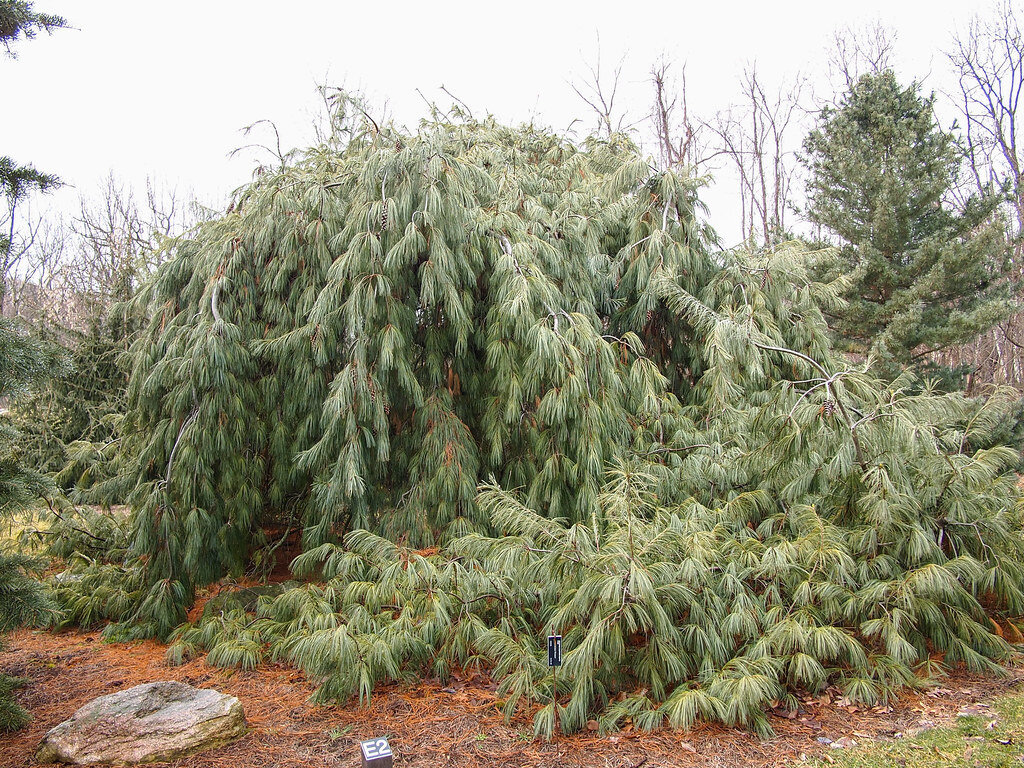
xmin=547 ymin=634 xmax=562 ymax=667
xmin=360 ymin=737 xmax=393 ymax=768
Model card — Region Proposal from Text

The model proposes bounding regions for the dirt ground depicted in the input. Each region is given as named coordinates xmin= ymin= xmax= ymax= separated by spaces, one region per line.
xmin=1 ymin=628 xmax=1021 ymax=768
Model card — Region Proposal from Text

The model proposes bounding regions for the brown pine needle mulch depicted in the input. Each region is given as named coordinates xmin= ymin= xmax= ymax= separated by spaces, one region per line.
xmin=1 ymin=629 xmax=1021 ymax=768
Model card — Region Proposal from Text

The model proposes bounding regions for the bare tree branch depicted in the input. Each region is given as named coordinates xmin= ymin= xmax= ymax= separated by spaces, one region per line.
xmin=706 ymin=65 xmax=806 ymax=245
xmin=570 ymin=36 xmax=631 ymax=138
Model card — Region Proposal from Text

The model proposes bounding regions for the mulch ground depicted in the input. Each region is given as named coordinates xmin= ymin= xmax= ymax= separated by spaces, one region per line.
xmin=1 ymin=629 xmax=1021 ymax=768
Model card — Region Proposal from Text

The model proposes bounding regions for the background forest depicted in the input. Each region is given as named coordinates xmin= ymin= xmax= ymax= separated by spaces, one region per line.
xmin=6 ymin=0 xmax=1024 ymax=744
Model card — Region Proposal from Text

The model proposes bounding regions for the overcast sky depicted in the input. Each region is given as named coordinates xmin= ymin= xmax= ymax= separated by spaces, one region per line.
xmin=2 ymin=0 xmax=1000 ymax=245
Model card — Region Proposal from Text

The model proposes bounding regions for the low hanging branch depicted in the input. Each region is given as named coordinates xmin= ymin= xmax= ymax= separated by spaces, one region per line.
xmin=163 ymin=407 xmax=199 ymax=488
xmin=210 ymin=282 xmax=223 ymax=325
xmin=753 ymin=340 xmax=866 ymax=466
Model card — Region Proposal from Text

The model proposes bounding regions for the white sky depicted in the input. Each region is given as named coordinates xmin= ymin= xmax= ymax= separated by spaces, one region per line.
xmin=2 ymin=0 xmax=998 ymax=245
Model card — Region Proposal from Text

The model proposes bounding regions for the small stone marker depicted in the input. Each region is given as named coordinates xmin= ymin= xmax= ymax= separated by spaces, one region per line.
xmin=360 ymin=737 xmax=393 ymax=768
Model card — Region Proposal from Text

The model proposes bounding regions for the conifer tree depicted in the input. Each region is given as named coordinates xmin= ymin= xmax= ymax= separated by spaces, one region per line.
xmin=111 ymin=117 xmax=709 ymax=635
xmin=802 ymin=69 xmax=1015 ymax=371
xmin=0 ymin=320 xmax=62 ymax=730
xmin=1 ymin=1 xmax=65 ymax=309
xmin=70 ymin=106 xmax=1024 ymax=735
xmin=0 ymin=1 xmax=64 ymax=54
xmin=0 ymin=0 xmax=65 ymax=731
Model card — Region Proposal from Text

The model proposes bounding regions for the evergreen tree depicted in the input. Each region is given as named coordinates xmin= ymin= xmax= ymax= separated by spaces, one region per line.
xmin=65 ymin=108 xmax=1024 ymax=736
xmin=802 ymin=70 xmax=1014 ymax=371
xmin=0 ymin=1 xmax=64 ymax=54
xmin=108 ymin=117 xmax=712 ymax=636
xmin=0 ymin=320 xmax=62 ymax=730
xmin=0 ymin=0 xmax=65 ymax=730
xmin=0 ymin=1 xmax=65 ymax=306
xmin=14 ymin=309 xmax=134 ymax=477
xmin=11 ymin=179 xmax=200 ymax=495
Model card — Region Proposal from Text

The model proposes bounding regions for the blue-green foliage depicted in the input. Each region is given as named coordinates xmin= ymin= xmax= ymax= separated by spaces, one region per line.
xmin=61 ymin=112 xmax=1024 ymax=737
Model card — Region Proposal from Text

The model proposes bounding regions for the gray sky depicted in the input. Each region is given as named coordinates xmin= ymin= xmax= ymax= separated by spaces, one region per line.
xmin=2 ymin=0 xmax=996 ymax=244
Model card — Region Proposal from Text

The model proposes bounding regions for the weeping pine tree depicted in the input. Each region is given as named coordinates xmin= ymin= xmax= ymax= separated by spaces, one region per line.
xmin=68 ymin=108 xmax=1024 ymax=736
xmin=113 ymin=116 xmax=712 ymax=628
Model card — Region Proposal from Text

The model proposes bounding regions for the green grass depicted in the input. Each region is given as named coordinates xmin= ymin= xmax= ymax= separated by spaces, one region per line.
xmin=809 ymin=686 xmax=1024 ymax=767
xmin=0 ymin=507 xmax=51 ymax=550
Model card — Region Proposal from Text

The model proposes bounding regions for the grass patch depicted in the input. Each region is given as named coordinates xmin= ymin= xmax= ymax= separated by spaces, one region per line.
xmin=811 ymin=686 xmax=1024 ymax=767
xmin=0 ymin=507 xmax=51 ymax=551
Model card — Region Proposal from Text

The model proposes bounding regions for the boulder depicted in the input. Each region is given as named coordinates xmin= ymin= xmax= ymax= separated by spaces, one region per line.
xmin=36 ymin=681 xmax=246 ymax=764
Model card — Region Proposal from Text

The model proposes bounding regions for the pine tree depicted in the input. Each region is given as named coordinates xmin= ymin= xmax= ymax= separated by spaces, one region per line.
xmin=69 ymin=106 xmax=1024 ymax=736
xmin=110 ymin=117 xmax=709 ymax=636
xmin=0 ymin=1 xmax=64 ymax=54
xmin=0 ymin=320 xmax=62 ymax=730
xmin=802 ymin=69 xmax=1015 ymax=371
xmin=0 ymin=1 xmax=66 ymax=730
xmin=1 ymin=2 xmax=65 ymax=308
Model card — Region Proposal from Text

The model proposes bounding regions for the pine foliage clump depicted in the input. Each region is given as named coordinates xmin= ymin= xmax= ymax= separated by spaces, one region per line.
xmin=0 ymin=319 xmax=61 ymax=730
xmin=115 ymin=114 xmax=713 ymax=631
xmin=82 ymin=110 xmax=1024 ymax=735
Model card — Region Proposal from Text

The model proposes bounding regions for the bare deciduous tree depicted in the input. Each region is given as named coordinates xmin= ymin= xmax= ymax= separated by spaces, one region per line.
xmin=828 ymin=20 xmax=896 ymax=92
xmin=7 ymin=175 xmax=198 ymax=333
xmin=950 ymin=1 xmax=1024 ymax=229
xmin=570 ymin=39 xmax=633 ymax=138
xmin=708 ymin=65 xmax=806 ymax=245
xmin=6 ymin=215 xmax=72 ymax=322
xmin=2 ymin=200 xmax=44 ymax=315
xmin=935 ymin=1 xmax=1024 ymax=388
xmin=650 ymin=59 xmax=713 ymax=171
xmin=69 ymin=176 xmax=184 ymax=301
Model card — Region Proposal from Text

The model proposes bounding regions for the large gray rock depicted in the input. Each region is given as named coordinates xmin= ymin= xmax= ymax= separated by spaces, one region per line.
xmin=36 ymin=681 xmax=247 ymax=764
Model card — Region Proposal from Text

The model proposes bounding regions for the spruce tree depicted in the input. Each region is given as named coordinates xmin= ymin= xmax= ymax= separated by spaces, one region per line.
xmin=14 ymin=310 xmax=134 ymax=476
xmin=802 ymin=70 xmax=1014 ymax=371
